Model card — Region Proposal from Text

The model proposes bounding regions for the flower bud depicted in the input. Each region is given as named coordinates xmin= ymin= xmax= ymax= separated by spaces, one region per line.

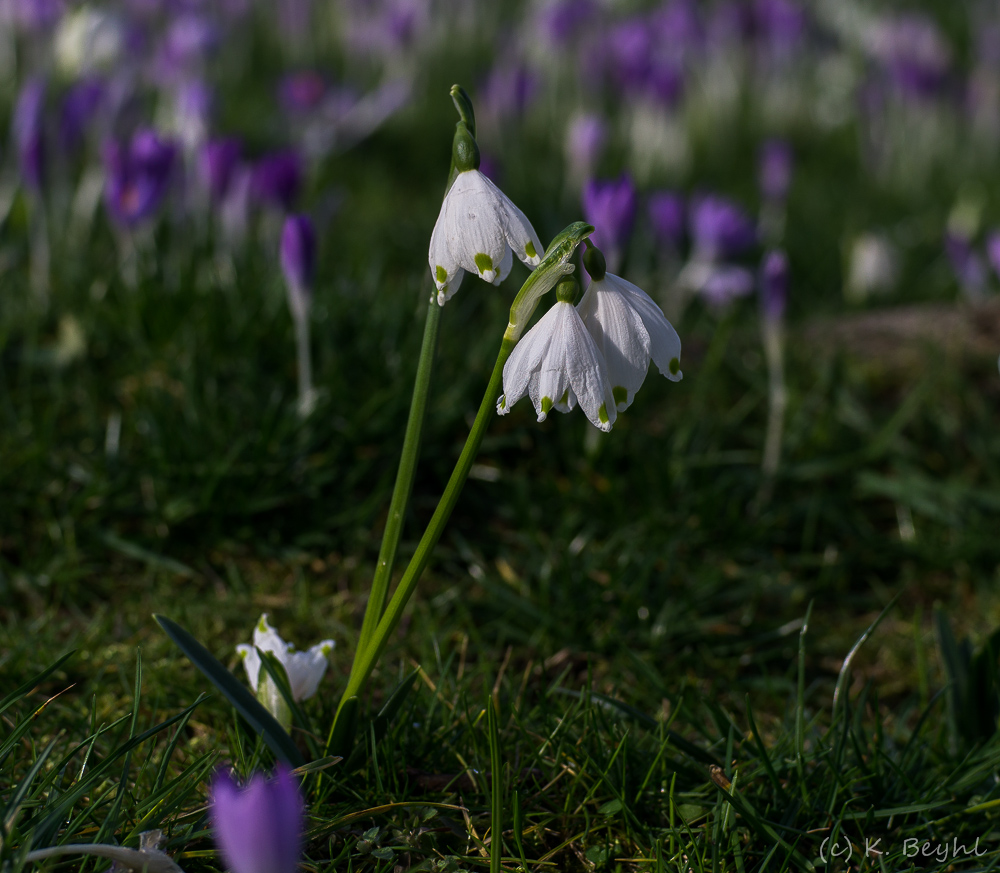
xmin=280 ymin=215 xmax=316 ymax=319
xmin=452 ymin=121 xmax=480 ymax=174
xmin=582 ymin=241 xmax=606 ymax=281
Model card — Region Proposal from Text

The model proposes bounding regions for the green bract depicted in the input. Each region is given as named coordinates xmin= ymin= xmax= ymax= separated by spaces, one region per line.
xmin=505 ymin=221 xmax=594 ymax=342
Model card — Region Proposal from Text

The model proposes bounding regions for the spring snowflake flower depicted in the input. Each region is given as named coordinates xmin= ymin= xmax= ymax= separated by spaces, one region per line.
xmin=497 ymin=277 xmax=617 ymax=432
xmin=576 ymin=243 xmax=682 ymax=412
xmin=428 ymin=124 xmax=543 ymax=305
xmin=237 ymin=614 xmax=334 ymax=709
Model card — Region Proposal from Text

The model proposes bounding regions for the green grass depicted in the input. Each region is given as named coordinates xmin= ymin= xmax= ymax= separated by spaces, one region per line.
xmin=5 ymin=3 xmax=1000 ymax=870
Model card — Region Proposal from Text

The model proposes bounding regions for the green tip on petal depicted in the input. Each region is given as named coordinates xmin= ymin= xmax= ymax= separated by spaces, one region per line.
xmin=474 ymin=252 xmax=494 ymax=276
xmin=435 ymin=265 xmax=448 ymax=285
xmin=613 ymin=387 xmax=628 ymax=407
xmin=559 ymin=389 xmax=569 ymax=405
xmin=540 ymin=396 xmax=554 ymax=415
xmin=499 ymin=396 xmax=507 ymax=410
xmin=598 ymin=403 xmax=609 ymax=424
xmin=525 ymin=240 xmax=537 ymax=259
xmin=668 ymin=357 xmax=680 ymax=376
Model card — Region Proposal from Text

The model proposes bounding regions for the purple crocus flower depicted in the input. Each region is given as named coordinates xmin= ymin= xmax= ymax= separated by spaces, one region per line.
xmin=251 ymin=150 xmax=302 ymax=211
xmin=758 ymin=139 xmax=793 ymax=202
xmin=752 ymin=0 xmax=806 ymax=59
xmin=278 ymin=71 xmax=327 ymax=114
xmin=210 ymin=766 xmax=304 ymax=873
xmin=59 ymin=77 xmax=106 ymax=154
xmin=986 ymin=230 xmax=1000 ymax=282
xmin=690 ymin=194 xmax=756 ymax=260
xmin=281 ymin=214 xmax=316 ymax=320
xmin=869 ymin=14 xmax=951 ymax=100
xmin=582 ymin=174 xmax=636 ymax=270
xmin=565 ymin=113 xmax=606 ymax=180
xmin=3 ymin=0 xmax=64 ymax=30
xmin=944 ymin=231 xmax=987 ymax=299
xmin=701 ymin=265 xmax=755 ymax=308
xmin=540 ymin=0 xmax=598 ymax=45
xmin=199 ymin=137 xmax=242 ymax=202
xmin=760 ymin=249 xmax=788 ymax=321
xmin=650 ymin=0 xmax=704 ymax=65
xmin=606 ymin=17 xmax=652 ymax=91
xmin=103 ymin=129 xmax=176 ymax=226
xmin=648 ymin=191 xmax=685 ymax=250
xmin=481 ymin=64 xmax=538 ymax=120
xmin=15 ymin=78 xmax=47 ymax=191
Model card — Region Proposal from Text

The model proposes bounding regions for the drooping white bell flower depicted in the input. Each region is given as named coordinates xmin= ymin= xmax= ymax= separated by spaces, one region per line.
xmin=428 ymin=124 xmax=543 ymax=305
xmin=237 ymin=614 xmax=334 ymax=724
xmin=497 ymin=277 xmax=617 ymax=432
xmin=577 ymin=243 xmax=682 ymax=412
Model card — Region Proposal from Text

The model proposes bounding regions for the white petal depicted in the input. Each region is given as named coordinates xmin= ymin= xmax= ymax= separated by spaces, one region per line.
xmin=440 ymin=170 xmax=510 ymax=283
xmin=603 ymin=273 xmax=683 ymax=382
xmin=495 ymin=185 xmax=544 ymax=267
xmin=429 ymin=199 xmax=464 ymax=304
xmin=578 ymin=278 xmax=651 ymax=411
xmin=236 ymin=643 xmax=260 ymax=691
xmin=284 ymin=639 xmax=334 ymax=701
xmin=501 ymin=310 xmax=557 ymax=413
xmin=251 ymin=613 xmax=290 ymax=658
xmin=533 ymin=302 xmax=616 ymax=431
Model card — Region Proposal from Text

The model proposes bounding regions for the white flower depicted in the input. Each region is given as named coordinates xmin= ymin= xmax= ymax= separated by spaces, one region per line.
xmin=428 ymin=169 xmax=543 ymax=306
xmin=497 ymin=298 xmax=617 ymax=432
xmin=237 ymin=614 xmax=334 ymax=704
xmin=577 ymin=272 xmax=683 ymax=412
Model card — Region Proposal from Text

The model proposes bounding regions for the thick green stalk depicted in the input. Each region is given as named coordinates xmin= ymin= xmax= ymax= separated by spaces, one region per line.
xmin=334 ymin=334 xmax=514 ymax=725
xmin=350 ymin=300 xmax=441 ymax=676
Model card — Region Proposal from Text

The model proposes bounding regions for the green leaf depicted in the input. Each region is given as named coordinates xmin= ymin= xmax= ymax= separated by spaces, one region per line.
xmin=372 ymin=667 xmax=421 ymax=743
xmin=256 ymin=649 xmax=320 ymax=760
xmin=598 ymin=798 xmax=623 ymax=815
xmin=0 ymin=649 xmax=76 ymax=717
xmin=327 ymin=696 xmax=360 ymax=759
xmin=154 ymin=614 xmax=304 ymax=767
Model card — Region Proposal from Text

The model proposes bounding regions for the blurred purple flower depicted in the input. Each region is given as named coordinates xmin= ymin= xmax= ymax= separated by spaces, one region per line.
xmin=760 ymin=249 xmax=788 ymax=321
xmin=869 ymin=14 xmax=951 ymax=100
xmin=944 ymin=231 xmax=987 ymax=298
xmin=758 ymin=139 xmax=793 ymax=202
xmin=648 ymin=191 xmax=685 ymax=249
xmin=583 ymin=175 xmax=636 ymax=269
xmin=15 ymin=78 xmax=47 ymax=190
xmin=281 ymin=214 xmax=316 ymax=320
xmin=251 ymin=150 xmax=303 ymax=211
xmin=174 ymin=79 xmax=213 ymax=151
xmin=606 ymin=17 xmax=652 ymax=91
xmin=103 ymin=128 xmax=176 ymax=226
xmin=986 ymin=230 xmax=1000 ymax=281
xmin=481 ymin=64 xmax=538 ymax=120
xmin=752 ymin=0 xmax=806 ymax=58
xmin=540 ymin=0 xmax=597 ymax=45
xmin=279 ymin=71 xmax=327 ymax=114
xmin=701 ymin=265 xmax=755 ymax=308
xmin=2 ymin=0 xmax=64 ymax=30
xmin=158 ymin=13 xmax=218 ymax=80
xmin=565 ymin=113 xmax=606 ymax=181
xmin=199 ymin=137 xmax=242 ymax=202
xmin=690 ymin=195 xmax=756 ymax=260
xmin=210 ymin=766 xmax=303 ymax=873
xmin=59 ymin=77 xmax=106 ymax=153
xmin=650 ymin=0 xmax=703 ymax=65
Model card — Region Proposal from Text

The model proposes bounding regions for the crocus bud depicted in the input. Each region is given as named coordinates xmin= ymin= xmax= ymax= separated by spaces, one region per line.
xmin=280 ymin=214 xmax=316 ymax=319
xmin=103 ymin=128 xmax=176 ymax=226
xmin=199 ymin=137 xmax=242 ymax=202
xmin=987 ymin=230 xmax=1000 ymax=282
xmin=690 ymin=194 xmax=756 ymax=261
xmin=15 ymin=78 xmax=47 ymax=190
xmin=647 ymin=191 xmax=685 ymax=249
xmin=251 ymin=150 xmax=302 ymax=211
xmin=210 ymin=766 xmax=303 ymax=873
xmin=582 ymin=174 xmax=636 ymax=272
xmin=758 ymin=139 xmax=793 ymax=202
xmin=760 ymin=249 xmax=788 ymax=322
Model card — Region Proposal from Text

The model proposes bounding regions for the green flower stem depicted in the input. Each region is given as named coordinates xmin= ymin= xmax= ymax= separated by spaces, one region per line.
xmin=350 ymin=300 xmax=441 ymax=679
xmin=331 ymin=332 xmax=515 ymax=736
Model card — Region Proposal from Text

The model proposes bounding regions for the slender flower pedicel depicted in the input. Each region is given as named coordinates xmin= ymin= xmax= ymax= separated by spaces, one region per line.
xmin=210 ymin=766 xmax=304 ymax=873
xmin=428 ymin=122 xmax=543 ymax=305
xmin=577 ymin=242 xmax=682 ymax=412
xmin=498 ymin=276 xmax=617 ymax=432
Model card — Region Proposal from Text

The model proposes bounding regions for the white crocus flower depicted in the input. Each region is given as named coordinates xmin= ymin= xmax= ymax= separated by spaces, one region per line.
xmin=237 ymin=614 xmax=334 ymax=724
xmin=428 ymin=168 xmax=543 ymax=306
xmin=577 ymin=245 xmax=682 ymax=412
xmin=497 ymin=279 xmax=617 ymax=432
